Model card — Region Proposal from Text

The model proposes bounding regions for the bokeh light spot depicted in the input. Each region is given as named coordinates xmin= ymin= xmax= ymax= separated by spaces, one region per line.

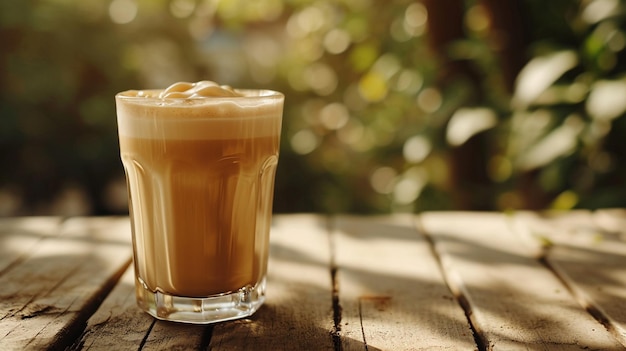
xmin=465 ymin=4 xmax=490 ymax=33
xmin=403 ymin=135 xmax=431 ymax=163
xmin=550 ymin=190 xmax=579 ymax=210
xmin=370 ymin=167 xmax=397 ymax=194
xmin=582 ymin=0 xmax=620 ymax=24
xmin=297 ymin=6 xmax=325 ymax=33
xmin=395 ymin=69 xmax=423 ymax=94
xmin=291 ymin=129 xmax=319 ymax=155
xmin=513 ymin=50 xmax=578 ymax=108
xmin=350 ymin=43 xmax=378 ymax=72
xmin=390 ymin=18 xmax=411 ymax=42
xmin=109 ymin=0 xmax=138 ymax=24
xmin=417 ymin=87 xmax=442 ymax=113
xmin=324 ymin=28 xmax=351 ymax=54
xmin=372 ymin=54 xmax=401 ymax=79
xmin=393 ymin=167 xmax=427 ymax=205
xmin=170 ymin=0 xmax=196 ymax=18
xmin=304 ymin=63 xmax=338 ymax=96
xmin=337 ymin=118 xmax=365 ymax=146
xmin=320 ymin=103 xmax=350 ymax=130
xmin=404 ymin=2 xmax=427 ymax=36
xmin=358 ymin=71 xmax=388 ymax=102
xmin=446 ymin=107 xmax=497 ymax=146
xmin=586 ymin=79 xmax=626 ymax=120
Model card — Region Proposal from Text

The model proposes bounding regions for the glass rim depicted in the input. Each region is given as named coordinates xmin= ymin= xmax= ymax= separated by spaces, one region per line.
xmin=115 ymin=88 xmax=284 ymax=101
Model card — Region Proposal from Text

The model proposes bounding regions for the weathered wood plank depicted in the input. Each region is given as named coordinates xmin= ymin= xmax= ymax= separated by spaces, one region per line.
xmin=142 ymin=320 xmax=210 ymax=350
xmin=0 ymin=217 xmax=63 ymax=274
xmin=419 ymin=211 xmax=622 ymax=350
xmin=71 ymin=266 xmax=155 ymax=350
xmin=511 ymin=209 xmax=626 ymax=348
xmin=209 ymin=214 xmax=336 ymax=350
xmin=73 ymin=221 xmax=211 ymax=350
xmin=334 ymin=215 xmax=476 ymax=351
xmin=76 ymin=214 xmax=336 ymax=350
xmin=0 ymin=217 xmax=132 ymax=350
xmin=4 ymin=212 xmax=625 ymax=350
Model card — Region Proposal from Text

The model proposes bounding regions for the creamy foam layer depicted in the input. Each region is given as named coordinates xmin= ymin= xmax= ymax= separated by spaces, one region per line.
xmin=116 ymin=81 xmax=283 ymax=140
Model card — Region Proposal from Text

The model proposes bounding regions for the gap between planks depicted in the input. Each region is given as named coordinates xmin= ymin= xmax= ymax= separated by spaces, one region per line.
xmin=508 ymin=209 xmax=626 ymax=349
xmin=414 ymin=214 xmax=487 ymax=351
xmin=419 ymin=211 xmax=625 ymax=350
xmin=331 ymin=214 xmax=477 ymax=351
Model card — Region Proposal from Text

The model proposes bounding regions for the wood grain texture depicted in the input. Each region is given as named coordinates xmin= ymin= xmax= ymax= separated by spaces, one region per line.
xmin=3 ymin=212 xmax=626 ymax=350
xmin=143 ymin=321 xmax=210 ymax=350
xmin=334 ymin=215 xmax=476 ymax=351
xmin=511 ymin=209 xmax=626 ymax=348
xmin=0 ymin=217 xmax=63 ymax=274
xmin=419 ymin=211 xmax=623 ymax=350
xmin=0 ymin=217 xmax=132 ymax=351
xmin=73 ymin=214 xmax=336 ymax=351
xmin=72 ymin=266 xmax=155 ymax=350
xmin=209 ymin=214 xmax=336 ymax=350
xmin=71 ymin=224 xmax=210 ymax=351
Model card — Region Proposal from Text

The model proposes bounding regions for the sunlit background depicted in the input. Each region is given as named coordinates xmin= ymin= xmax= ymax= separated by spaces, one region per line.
xmin=1 ymin=0 xmax=626 ymax=216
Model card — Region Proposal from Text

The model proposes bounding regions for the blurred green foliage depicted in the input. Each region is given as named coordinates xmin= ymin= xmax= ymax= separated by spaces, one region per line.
xmin=1 ymin=0 xmax=626 ymax=215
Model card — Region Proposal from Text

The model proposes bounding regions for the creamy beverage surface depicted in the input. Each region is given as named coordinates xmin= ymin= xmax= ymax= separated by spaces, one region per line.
xmin=116 ymin=81 xmax=283 ymax=297
xmin=117 ymin=81 xmax=283 ymax=140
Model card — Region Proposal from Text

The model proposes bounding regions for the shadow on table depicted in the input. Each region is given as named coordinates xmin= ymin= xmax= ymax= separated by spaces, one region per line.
xmin=328 ymin=215 xmax=478 ymax=350
xmin=0 ymin=217 xmax=134 ymax=349
xmin=410 ymin=211 xmax=626 ymax=349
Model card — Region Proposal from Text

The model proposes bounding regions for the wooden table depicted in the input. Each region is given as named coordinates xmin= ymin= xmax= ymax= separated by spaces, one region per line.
xmin=2 ymin=210 xmax=626 ymax=350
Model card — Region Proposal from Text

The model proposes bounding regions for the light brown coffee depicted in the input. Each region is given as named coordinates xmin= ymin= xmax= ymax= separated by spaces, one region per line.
xmin=116 ymin=83 xmax=283 ymax=298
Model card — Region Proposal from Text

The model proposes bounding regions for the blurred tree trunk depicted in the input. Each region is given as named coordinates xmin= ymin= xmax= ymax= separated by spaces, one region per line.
xmin=422 ymin=0 xmax=541 ymax=210
xmin=481 ymin=0 xmax=549 ymax=209
xmin=422 ymin=0 xmax=489 ymax=210
xmin=481 ymin=0 xmax=528 ymax=92
xmin=422 ymin=0 xmax=483 ymax=90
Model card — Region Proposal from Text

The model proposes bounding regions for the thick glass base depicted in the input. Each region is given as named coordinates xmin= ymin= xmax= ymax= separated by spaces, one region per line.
xmin=135 ymin=277 xmax=266 ymax=324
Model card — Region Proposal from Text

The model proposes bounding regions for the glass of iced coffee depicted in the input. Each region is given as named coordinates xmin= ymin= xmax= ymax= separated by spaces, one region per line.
xmin=115 ymin=81 xmax=284 ymax=324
